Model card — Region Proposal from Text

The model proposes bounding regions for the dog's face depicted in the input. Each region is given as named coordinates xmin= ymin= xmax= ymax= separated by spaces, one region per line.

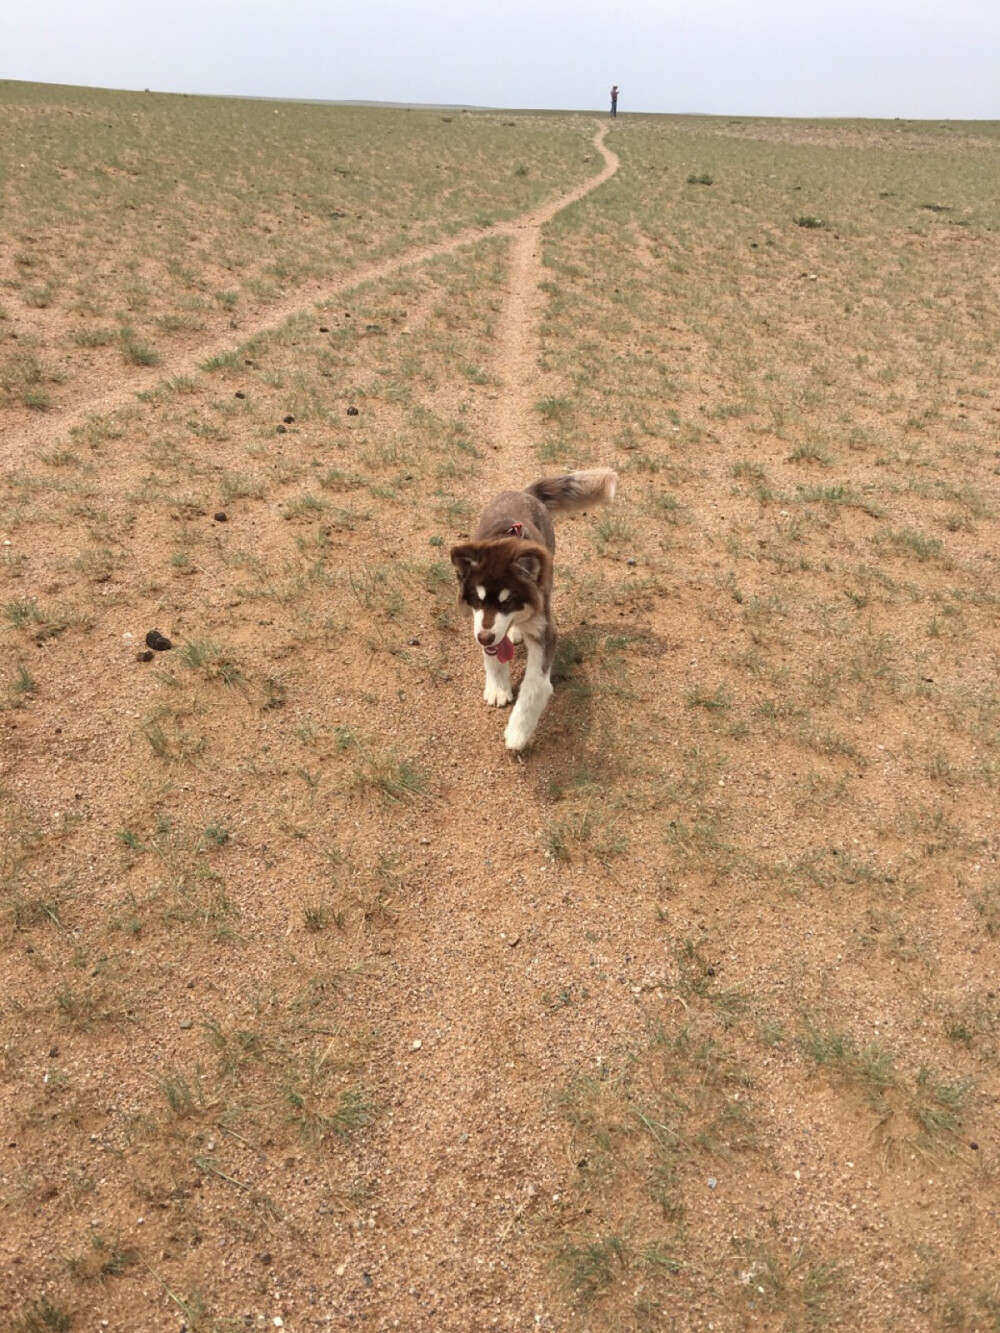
xmin=450 ymin=538 xmax=549 ymax=653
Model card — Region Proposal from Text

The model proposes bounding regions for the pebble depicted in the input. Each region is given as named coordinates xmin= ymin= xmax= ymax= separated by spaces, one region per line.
xmin=276 ymin=424 xmax=287 ymax=434
xmin=234 ymin=391 xmax=246 ymax=399
xmin=346 ymin=406 xmax=359 ymax=416
xmin=283 ymin=414 xmax=295 ymax=424
xmin=319 ymin=326 xmax=330 ymax=333
xmin=136 ymin=649 xmax=154 ymax=663
xmin=214 ymin=511 xmax=228 ymax=522
xmin=411 ymin=1040 xmax=422 ymax=1051
xmin=707 ymin=1177 xmax=718 ymax=1189
xmin=179 ymin=1018 xmax=193 ymax=1030
xmin=145 ymin=629 xmax=172 ymax=651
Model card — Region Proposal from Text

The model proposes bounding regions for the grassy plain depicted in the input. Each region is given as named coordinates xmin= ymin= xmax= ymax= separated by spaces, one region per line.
xmin=1 ymin=84 xmax=1000 ymax=1332
xmin=0 ymin=80 xmax=591 ymax=416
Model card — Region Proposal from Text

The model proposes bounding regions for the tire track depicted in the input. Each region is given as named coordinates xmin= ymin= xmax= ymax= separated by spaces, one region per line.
xmin=482 ymin=122 xmax=618 ymax=478
xmin=1 ymin=125 xmax=617 ymax=473
xmin=337 ymin=121 xmax=620 ymax=1330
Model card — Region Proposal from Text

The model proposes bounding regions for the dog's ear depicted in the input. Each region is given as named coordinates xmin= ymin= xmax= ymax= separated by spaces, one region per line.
xmin=450 ymin=544 xmax=480 ymax=580
xmin=514 ymin=549 xmax=545 ymax=584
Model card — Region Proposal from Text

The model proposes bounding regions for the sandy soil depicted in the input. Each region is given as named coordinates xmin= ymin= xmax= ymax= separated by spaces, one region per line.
xmin=3 ymin=106 xmax=999 ymax=1333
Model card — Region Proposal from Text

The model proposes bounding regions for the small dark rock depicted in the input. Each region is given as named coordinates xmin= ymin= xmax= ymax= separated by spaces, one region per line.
xmin=346 ymin=406 xmax=359 ymax=416
xmin=259 ymin=1251 xmax=273 ymax=1266
xmin=136 ymin=649 xmax=155 ymax=663
xmin=407 ymin=638 xmax=420 ymax=647
xmin=276 ymin=424 xmax=287 ymax=434
xmin=214 ymin=512 xmax=228 ymax=523
xmin=234 ymin=391 xmax=246 ymax=399
xmin=283 ymin=414 xmax=295 ymax=424
xmin=344 ymin=312 xmax=351 ymax=318
xmin=145 ymin=629 xmax=172 ymax=652
xmin=362 ymin=1272 xmax=372 ymax=1289
xmin=48 ymin=1046 xmax=59 ymax=1058
xmin=319 ymin=326 xmax=329 ymax=333
xmin=971 ymin=1141 xmax=980 ymax=1151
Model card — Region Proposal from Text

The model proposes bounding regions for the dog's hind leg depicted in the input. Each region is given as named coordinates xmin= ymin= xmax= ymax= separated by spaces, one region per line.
xmin=483 ymin=651 xmax=514 ymax=707
xmin=504 ymin=629 xmax=555 ymax=752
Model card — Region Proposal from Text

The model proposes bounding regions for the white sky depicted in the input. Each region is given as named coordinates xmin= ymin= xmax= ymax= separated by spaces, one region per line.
xmin=2 ymin=0 xmax=998 ymax=120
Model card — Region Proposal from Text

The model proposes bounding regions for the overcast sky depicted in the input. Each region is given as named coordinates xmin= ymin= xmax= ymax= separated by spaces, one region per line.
xmin=2 ymin=0 xmax=998 ymax=120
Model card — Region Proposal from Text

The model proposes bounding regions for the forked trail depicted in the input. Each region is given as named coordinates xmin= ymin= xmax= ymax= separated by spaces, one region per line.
xmin=1 ymin=125 xmax=618 ymax=472
xmin=482 ymin=123 xmax=618 ymax=475
xmin=338 ymin=124 xmax=620 ymax=1328
xmin=2 ymin=123 xmax=621 ymax=1328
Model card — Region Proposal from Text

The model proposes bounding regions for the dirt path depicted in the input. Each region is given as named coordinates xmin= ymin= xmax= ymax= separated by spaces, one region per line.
xmin=331 ymin=124 xmax=620 ymax=1330
xmin=0 ymin=121 xmax=621 ymax=1330
xmin=1 ymin=126 xmax=618 ymax=474
xmin=482 ymin=124 xmax=619 ymax=463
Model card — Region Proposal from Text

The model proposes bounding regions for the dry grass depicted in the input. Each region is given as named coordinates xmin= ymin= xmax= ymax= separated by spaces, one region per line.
xmin=1 ymin=80 xmax=592 ymax=415
xmin=1 ymin=91 xmax=999 ymax=1331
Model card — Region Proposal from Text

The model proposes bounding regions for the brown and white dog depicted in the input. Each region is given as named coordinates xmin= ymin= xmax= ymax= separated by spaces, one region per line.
xmin=450 ymin=468 xmax=617 ymax=752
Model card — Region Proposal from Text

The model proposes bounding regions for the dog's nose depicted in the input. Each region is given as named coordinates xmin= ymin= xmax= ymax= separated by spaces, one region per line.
xmin=477 ymin=629 xmax=495 ymax=646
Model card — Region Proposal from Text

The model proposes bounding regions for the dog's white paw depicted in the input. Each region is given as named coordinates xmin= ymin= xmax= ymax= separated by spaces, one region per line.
xmin=484 ymin=681 xmax=514 ymax=707
xmin=504 ymin=715 xmax=535 ymax=752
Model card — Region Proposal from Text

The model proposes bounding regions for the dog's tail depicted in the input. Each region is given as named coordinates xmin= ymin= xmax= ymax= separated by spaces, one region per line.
xmin=526 ymin=468 xmax=617 ymax=515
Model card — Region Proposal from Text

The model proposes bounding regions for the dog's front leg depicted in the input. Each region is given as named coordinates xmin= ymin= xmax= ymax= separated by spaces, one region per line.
xmin=483 ymin=651 xmax=514 ymax=707
xmin=504 ymin=634 xmax=554 ymax=752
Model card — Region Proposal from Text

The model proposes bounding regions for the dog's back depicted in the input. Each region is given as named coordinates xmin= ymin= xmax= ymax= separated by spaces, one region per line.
xmin=473 ymin=468 xmax=618 ymax=553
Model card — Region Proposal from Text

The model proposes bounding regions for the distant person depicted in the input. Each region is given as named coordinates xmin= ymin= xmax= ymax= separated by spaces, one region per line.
xmin=610 ymin=84 xmax=619 ymax=118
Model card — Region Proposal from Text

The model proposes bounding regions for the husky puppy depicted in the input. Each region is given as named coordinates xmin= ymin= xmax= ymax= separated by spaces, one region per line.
xmin=450 ymin=469 xmax=617 ymax=752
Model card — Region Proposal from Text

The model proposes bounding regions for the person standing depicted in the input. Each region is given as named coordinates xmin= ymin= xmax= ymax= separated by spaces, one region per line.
xmin=610 ymin=84 xmax=619 ymax=117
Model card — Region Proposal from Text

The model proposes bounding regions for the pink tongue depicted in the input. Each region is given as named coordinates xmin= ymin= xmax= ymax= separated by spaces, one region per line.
xmin=495 ymin=637 xmax=515 ymax=664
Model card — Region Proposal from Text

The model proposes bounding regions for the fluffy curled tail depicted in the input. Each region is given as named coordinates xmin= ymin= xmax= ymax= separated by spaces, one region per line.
xmin=526 ymin=468 xmax=618 ymax=515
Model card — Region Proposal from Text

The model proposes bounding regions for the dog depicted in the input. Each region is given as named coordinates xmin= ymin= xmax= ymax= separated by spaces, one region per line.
xmin=450 ymin=468 xmax=617 ymax=752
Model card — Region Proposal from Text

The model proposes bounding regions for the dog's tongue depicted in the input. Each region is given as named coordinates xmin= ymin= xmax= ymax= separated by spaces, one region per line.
xmin=495 ymin=636 xmax=515 ymax=664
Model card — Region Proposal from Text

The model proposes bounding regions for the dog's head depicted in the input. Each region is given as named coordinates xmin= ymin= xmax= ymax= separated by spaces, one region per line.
xmin=449 ymin=537 xmax=550 ymax=652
